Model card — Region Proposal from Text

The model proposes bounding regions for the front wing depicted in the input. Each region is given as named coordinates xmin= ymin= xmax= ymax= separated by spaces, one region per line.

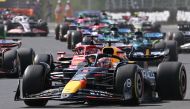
xmin=15 ymin=87 xmax=122 ymax=101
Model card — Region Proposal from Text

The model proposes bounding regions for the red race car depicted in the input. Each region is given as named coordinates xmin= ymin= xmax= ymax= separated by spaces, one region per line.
xmin=57 ymin=42 xmax=127 ymax=70
xmin=0 ymin=26 xmax=35 ymax=77
xmin=0 ymin=39 xmax=35 ymax=77
xmin=57 ymin=45 xmax=101 ymax=69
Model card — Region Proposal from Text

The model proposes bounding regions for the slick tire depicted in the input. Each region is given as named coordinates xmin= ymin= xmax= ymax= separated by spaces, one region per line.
xmin=153 ymin=40 xmax=166 ymax=49
xmin=165 ymin=40 xmax=178 ymax=61
xmin=115 ymin=64 xmax=143 ymax=105
xmin=152 ymin=23 xmax=161 ymax=32
xmin=0 ymin=24 xmax=5 ymax=36
xmin=71 ymin=31 xmax=82 ymax=49
xmin=17 ymin=48 xmax=35 ymax=76
xmin=33 ymin=54 xmax=54 ymax=71
xmin=22 ymin=64 xmax=50 ymax=107
xmin=67 ymin=31 xmax=72 ymax=49
xmin=59 ymin=24 xmax=69 ymax=42
xmin=173 ymin=32 xmax=184 ymax=47
xmin=55 ymin=24 xmax=60 ymax=40
xmin=3 ymin=50 xmax=21 ymax=77
xmin=157 ymin=62 xmax=187 ymax=100
xmin=38 ymin=22 xmax=49 ymax=36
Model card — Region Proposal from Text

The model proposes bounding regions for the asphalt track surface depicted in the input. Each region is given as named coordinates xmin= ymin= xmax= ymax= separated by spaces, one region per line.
xmin=0 ymin=24 xmax=190 ymax=109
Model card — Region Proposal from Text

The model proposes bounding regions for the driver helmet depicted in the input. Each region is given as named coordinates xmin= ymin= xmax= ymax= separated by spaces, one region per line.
xmin=82 ymin=36 xmax=93 ymax=45
xmin=97 ymin=57 xmax=112 ymax=68
xmin=77 ymin=48 xmax=84 ymax=55
xmin=88 ymin=56 xmax=96 ymax=63
xmin=78 ymin=14 xmax=84 ymax=19
xmin=110 ymin=26 xmax=119 ymax=37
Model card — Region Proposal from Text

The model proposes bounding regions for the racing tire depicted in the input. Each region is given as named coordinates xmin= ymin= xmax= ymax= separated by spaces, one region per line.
xmin=152 ymin=23 xmax=161 ymax=32
xmin=33 ymin=54 xmax=54 ymax=71
xmin=165 ymin=40 xmax=178 ymax=61
xmin=115 ymin=64 xmax=143 ymax=105
xmin=55 ymin=24 xmax=60 ymax=40
xmin=3 ymin=50 xmax=21 ymax=77
xmin=17 ymin=48 xmax=35 ymax=76
xmin=173 ymin=32 xmax=184 ymax=47
xmin=152 ymin=40 xmax=166 ymax=65
xmin=0 ymin=24 xmax=5 ymax=37
xmin=37 ymin=21 xmax=49 ymax=37
xmin=67 ymin=31 xmax=72 ymax=49
xmin=59 ymin=24 xmax=69 ymax=42
xmin=6 ymin=20 xmax=14 ymax=32
xmin=153 ymin=40 xmax=166 ymax=49
xmin=22 ymin=64 xmax=50 ymax=106
xmin=71 ymin=31 xmax=82 ymax=49
xmin=157 ymin=62 xmax=187 ymax=100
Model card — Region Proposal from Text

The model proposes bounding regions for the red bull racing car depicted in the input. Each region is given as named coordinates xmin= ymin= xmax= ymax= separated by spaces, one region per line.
xmin=14 ymin=50 xmax=186 ymax=106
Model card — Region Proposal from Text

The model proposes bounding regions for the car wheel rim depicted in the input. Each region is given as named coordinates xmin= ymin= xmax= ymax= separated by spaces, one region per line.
xmin=180 ymin=69 xmax=187 ymax=97
xmin=135 ymin=73 xmax=143 ymax=97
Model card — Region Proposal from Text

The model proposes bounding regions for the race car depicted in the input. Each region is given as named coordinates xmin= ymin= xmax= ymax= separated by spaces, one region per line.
xmin=123 ymin=15 xmax=161 ymax=32
xmin=14 ymin=52 xmax=187 ymax=107
xmin=84 ymin=26 xmax=177 ymax=61
xmin=55 ymin=17 xmax=76 ymax=41
xmin=57 ymin=44 xmax=102 ymax=69
xmin=55 ymin=18 xmax=94 ymax=45
xmin=170 ymin=22 xmax=190 ymax=52
xmin=74 ymin=27 xmax=178 ymax=65
xmin=55 ymin=10 xmax=101 ymax=41
xmin=4 ymin=15 xmax=49 ymax=36
xmin=55 ymin=10 xmax=111 ymax=43
xmin=0 ymin=25 xmax=35 ymax=77
xmin=57 ymin=38 xmax=133 ymax=73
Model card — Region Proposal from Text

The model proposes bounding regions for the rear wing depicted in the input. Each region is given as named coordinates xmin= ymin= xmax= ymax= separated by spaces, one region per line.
xmin=144 ymin=32 xmax=166 ymax=40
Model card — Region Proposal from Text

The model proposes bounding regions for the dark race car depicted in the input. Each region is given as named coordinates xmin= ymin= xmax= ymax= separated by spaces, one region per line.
xmin=14 ymin=51 xmax=186 ymax=107
xmin=170 ymin=22 xmax=190 ymax=52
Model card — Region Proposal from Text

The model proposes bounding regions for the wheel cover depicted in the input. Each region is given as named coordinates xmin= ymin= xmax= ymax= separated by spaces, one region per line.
xmin=179 ymin=69 xmax=187 ymax=98
xmin=135 ymin=73 xmax=143 ymax=97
